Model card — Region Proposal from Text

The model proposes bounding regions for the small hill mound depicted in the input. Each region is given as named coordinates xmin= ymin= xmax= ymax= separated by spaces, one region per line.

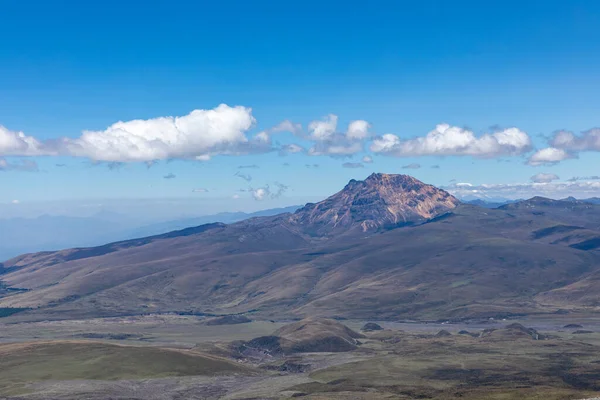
xmin=564 ymin=323 xmax=583 ymax=329
xmin=274 ymin=318 xmax=364 ymax=353
xmin=435 ymin=329 xmax=452 ymax=338
xmin=361 ymin=322 xmax=383 ymax=332
xmin=203 ymin=315 xmax=252 ymax=326
xmin=481 ymin=323 xmax=545 ymax=341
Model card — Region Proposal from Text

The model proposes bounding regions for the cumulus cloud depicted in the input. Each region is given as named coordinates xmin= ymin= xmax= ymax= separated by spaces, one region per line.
xmin=0 ymin=126 xmax=47 ymax=156
xmin=527 ymin=147 xmax=571 ymax=166
xmin=163 ymin=173 xmax=176 ymax=179
xmin=551 ymin=128 xmax=600 ymax=151
xmin=528 ymin=128 xmax=600 ymax=165
xmin=346 ymin=120 xmax=371 ymax=140
xmin=60 ymin=104 xmax=258 ymax=162
xmin=445 ymin=181 xmax=600 ymax=200
xmin=306 ymin=115 xmax=370 ymax=157
xmin=250 ymin=182 xmax=288 ymax=200
xmin=371 ymin=124 xmax=531 ymax=158
xmin=234 ymin=171 xmax=252 ymax=182
xmin=342 ymin=162 xmax=364 ymax=168
xmin=192 ymin=188 xmax=209 ymax=193
xmin=530 ymin=173 xmax=559 ymax=183
xmin=402 ymin=163 xmax=421 ymax=169
xmin=0 ymin=158 xmax=39 ymax=172
xmin=308 ymin=114 xmax=338 ymax=141
xmin=5 ymin=108 xmax=598 ymax=170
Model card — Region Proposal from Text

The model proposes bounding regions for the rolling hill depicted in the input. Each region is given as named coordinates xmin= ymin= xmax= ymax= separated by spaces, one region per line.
xmin=1 ymin=173 xmax=600 ymax=321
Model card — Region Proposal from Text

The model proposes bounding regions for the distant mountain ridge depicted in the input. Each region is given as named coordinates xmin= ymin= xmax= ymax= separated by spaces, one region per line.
xmin=0 ymin=205 xmax=301 ymax=262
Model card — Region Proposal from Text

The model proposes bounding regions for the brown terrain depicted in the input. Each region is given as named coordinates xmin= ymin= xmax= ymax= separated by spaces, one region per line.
xmin=1 ymin=173 xmax=600 ymax=322
xmin=2 ymin=174 xmax=600 ymax=399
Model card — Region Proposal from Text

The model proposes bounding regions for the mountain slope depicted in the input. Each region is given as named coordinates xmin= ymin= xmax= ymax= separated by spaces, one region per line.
xmin=2 ymin=175 xmax=600 ymax=321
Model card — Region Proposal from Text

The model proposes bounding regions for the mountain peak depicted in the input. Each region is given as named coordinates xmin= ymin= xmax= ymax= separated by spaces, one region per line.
xmin=289 ymin=173 xmax=459 ymax=235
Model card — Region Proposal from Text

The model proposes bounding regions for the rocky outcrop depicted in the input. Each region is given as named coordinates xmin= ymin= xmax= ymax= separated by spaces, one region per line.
xmin=288 ymin=173 xmax=459 ymax=236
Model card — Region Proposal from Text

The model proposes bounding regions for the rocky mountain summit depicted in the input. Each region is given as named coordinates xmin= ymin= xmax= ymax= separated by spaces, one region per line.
xmin=288 ymin=173 xmax=459 ymax=235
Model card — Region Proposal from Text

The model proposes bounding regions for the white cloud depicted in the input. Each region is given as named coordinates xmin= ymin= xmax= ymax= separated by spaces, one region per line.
xmin=527 ymin=128 xmax=600 ymax=165
xmin=232 ymin=194 xmax=240 ymax=199
xmin=445 ymin=181 xmax=600 ymax=200
xmin=371 ymin=124 xmax=531 ymax=158
xmin=192 ymin=188 xmax=209 ymax=193
xmin=11 ymin=199 xmax=20 ymax=204
xmin=252 ymin=187 xmax=268 ymax=201
xmin=527 ymin=147 xmax=571 ymax=166
xmin=346 ymin=120 xmax=370 ymax=140
xmin=530 ymin=173 xmax=559 ymax=183
xmin=306 ymin=115 xmax=369 ymax=156
xmin=250 ymin=182 xmax=288 ymax=201
xmin=0 ymin=126 xmax=47 ymax=156
xmin=362 ymin=155 xmax=373 ymax=163
xmin=63 ymin=104 xmax=257 ymax=162
xmin=308 ymin=114 xmax=338 ymax=140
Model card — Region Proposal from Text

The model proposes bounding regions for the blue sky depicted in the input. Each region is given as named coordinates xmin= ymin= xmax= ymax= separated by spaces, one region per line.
xmin=1 ymin=0 xmax=600 ymax=218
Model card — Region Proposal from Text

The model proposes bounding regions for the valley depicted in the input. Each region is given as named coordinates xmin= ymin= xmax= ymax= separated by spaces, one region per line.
xmin=1 ymin=315 xmax=600 ymax=399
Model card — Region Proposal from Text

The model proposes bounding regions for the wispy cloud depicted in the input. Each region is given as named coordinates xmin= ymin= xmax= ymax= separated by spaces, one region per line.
xmin=192 ymin=188 xmax=209 ymax=193
xmin=238 ymin=164 xmax=259 ymax=169
xmin=568 ymin=175 xmax=600 ymax=182
xmin=0 ymin=158 xmax=39 ymax=172
xmin=234 ymin=171 xmax=252 ymax=182
xmin=342 ymin=162 xmax=364 ymax=168
xmin=163 ymin=173 xmax=176 ymax=179
xmin=402 ymin=163 xmax=421 ymax=169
